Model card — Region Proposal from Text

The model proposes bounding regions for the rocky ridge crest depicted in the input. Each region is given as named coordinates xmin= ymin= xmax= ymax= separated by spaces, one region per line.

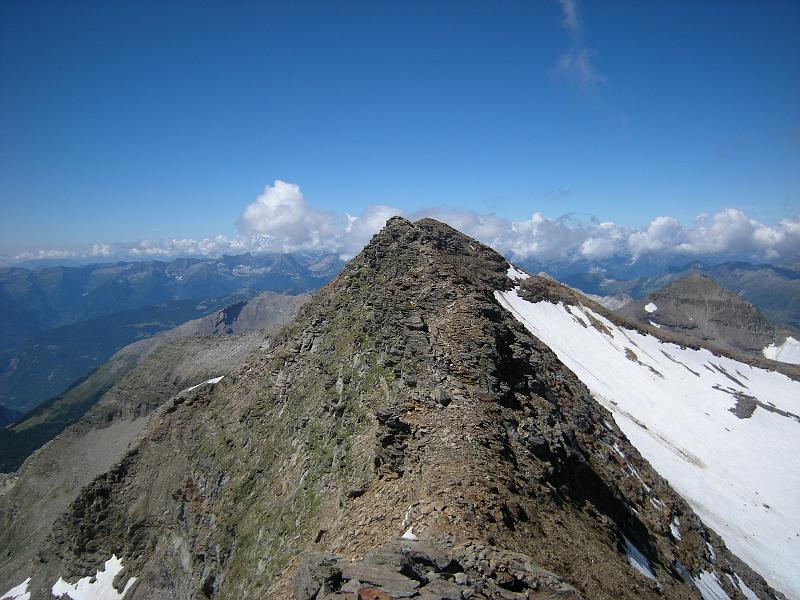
xmin=17 ymin=218 xmax=779 ymax=599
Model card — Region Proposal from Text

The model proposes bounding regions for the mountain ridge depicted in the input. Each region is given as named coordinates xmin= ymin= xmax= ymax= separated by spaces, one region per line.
xmin=4 ymin=217 xmax=779 ymax=599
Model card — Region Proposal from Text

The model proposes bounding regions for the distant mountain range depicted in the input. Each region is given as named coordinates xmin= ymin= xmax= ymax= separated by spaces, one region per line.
xmin=549 ymin=260 xmax=800 ymax=329
xmin=0 ymin=252 xmax=341 ymax=348
xmin=4 ymin=250 xmax=798 ymax=417
xmin=0 ymin=405 xmax=21 ymax=428
xmin=0 ymin=253 xmax=342 ymax=413
xmin=0 ymin=294 xmax=249 ymax=413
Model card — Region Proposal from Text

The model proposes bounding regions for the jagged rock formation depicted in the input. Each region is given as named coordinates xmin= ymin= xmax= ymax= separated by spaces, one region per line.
xmin=4 ymin=218 xmax=781 ymax=599
xmin=618 ymin=273 xmax=800 ymax=362
xmin=0 ymin=292 xmax=308 ymax=588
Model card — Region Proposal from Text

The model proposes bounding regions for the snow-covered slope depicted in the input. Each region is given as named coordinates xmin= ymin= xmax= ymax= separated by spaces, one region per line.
xmin=495 ymin=282 xmax=800 ymax=599
xmin=762 ymin=336 xmax=800 ymax=365
xmin=51 ymin=555 xmax=136 ymax=599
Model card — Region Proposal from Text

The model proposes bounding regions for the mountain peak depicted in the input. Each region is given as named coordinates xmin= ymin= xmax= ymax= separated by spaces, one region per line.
xmin=618 ymin=272 xmax=800 ymax=359
xmin=339 ymin=217 xmax=512 ymax=295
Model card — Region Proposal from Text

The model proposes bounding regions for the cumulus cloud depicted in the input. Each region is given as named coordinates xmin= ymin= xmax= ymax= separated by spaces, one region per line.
xmin=234 ymin=180 xmax=404 ymax=258
xmin=9 ymin=248 xmax=81 ymax=262
xmin=6 ymin=181 xmax=800 ymax=267
xmin=580 ymin=236 xmax=617 ymax=260
xmin=628 ymin=216 xmax=684 ymax=259
xmin=342 ymin=204 xmax=404 ymax=258
xmin=680 ymin=209 xmax=800 ymax=258
xmin=237 ymin=180 xmax=340 ymax=251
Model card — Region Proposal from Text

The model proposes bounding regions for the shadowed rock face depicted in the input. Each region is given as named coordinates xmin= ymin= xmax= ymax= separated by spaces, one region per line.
xmin=11 ymin=218 xmax=779 ymax=599
xmin=618 ymin=273 xmax=799 ymax=360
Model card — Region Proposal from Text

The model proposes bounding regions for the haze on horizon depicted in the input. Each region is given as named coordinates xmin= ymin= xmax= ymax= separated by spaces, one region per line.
xmin=1 ymin=0 xmax=798 ymax=266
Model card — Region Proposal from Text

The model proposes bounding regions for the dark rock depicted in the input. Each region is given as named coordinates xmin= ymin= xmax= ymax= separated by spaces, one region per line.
xmin=433 ymin=386 xmax=451 ymax=407
xmin=293 ymin=553 xmax=343 ymax=600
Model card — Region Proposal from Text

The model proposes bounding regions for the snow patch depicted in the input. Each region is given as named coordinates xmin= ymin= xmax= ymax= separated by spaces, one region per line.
xmin=644 ymin=302 xmax=658 ymax=313
xmin=402 ymin=526 xmax=418 ymax=541
xmin=494 ymin=288 xmax=800 ymax=598
xmin=51 ymin=555 xmax=136 ymax=599
xmin=1 ymin=578 xmax=31 ymax=600
xmin=185 ymin=376 xmax=224 ymax=393
xmin=706 ymin=542 xmax=716 ymax=564
xmin=693 ymin=571 xmax=731 ymax=600
xmin=649 ymin=320 xmax=662 ymax=329
xmin=401 ymin=505 xmax=414 ymax=529
xmin=623 ymin=536 xmax=656 ymax=581
xmin=611 ymin=442 xmax=626 ymax=459
xmin=734 ymin=574 xmax=760 ymax=600
xmin=762 ymin=336 xmax=800 ymax=365
xmin=670 ymin=518 xmax=682 ymax=541
xmin=506 ymin=265 xmax=530 ymax=282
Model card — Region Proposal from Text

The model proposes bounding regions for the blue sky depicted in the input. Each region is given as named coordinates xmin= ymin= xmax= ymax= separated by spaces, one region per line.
xmin=0 ymin=0 xmax=798 ymax=262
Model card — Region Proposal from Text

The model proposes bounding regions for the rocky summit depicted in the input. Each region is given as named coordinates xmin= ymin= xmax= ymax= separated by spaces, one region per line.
xmin=3 ymin=218 xmax=783 ymax=599
xmin=618 ymin=272 xmax=800 ymax=363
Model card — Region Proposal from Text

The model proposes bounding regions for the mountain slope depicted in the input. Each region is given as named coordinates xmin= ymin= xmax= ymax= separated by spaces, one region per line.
xmin=496 ymin=274 xmax=800 ymax=597
xmin=0 ymin=291 xmax=308 ymax=474
xmin=0 ymin=252 xmax=341 ymax=414
xmin=0 ymin=294 xmax=251 ymax=413
xmin=5 ymin=218 xmax=779 ymax=600
xmin=617 ymin=273 xmax=800 ymax=363
xmin=0 ymin=405 xmax=22 ymax=428
xmin=0 ymin=292 xmax=308 ymax=588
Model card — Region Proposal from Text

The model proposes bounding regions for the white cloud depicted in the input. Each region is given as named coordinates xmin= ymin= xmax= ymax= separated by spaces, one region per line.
xmin=628 ymin=216 xmax=684 ymax=259
xmin=679 ymin=209 xmax=800 ymax=258
xmin=237 ymin=180 xmax=340 ymax=251
xmin=556 ymin=48 xmax=606 ymax=88
xmin=5 ymin=181 xmax=800 ymax=267
xmin=91 ymin=243 xmax=113 ymax=256
xmin=9 ymin=248 xmax=81 ymax=262
xmin=580 ymin=236 xmax=617 ymax=260
xmin=554 ymin=0 xmax=605 ymax=91
xmin=558 ymin=0 xmax=580 ymax=33
xmin=234 ymin=180 xmax=404 ymax=257
xmin=409 ymin=207 xmax=508 ymax=249
xmin=341 ymin=204 xmax=404 ymax=258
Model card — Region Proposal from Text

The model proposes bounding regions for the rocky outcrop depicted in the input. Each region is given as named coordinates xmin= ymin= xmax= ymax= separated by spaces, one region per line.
xmin=294 ymin=538 xmax=581 ymax=599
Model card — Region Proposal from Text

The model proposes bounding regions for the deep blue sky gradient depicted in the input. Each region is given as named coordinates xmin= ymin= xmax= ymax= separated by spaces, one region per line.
xmin=1 ymin=0 xmax=798 ymax=252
